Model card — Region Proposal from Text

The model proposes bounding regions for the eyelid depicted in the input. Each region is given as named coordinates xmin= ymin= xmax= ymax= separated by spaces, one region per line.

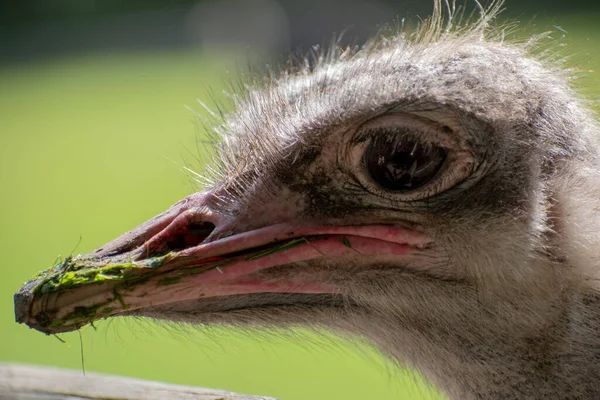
xmin=345 ymin=114 xmax=475 ymax=202
xmin=351 ymin=113 xmax=461 ymax=149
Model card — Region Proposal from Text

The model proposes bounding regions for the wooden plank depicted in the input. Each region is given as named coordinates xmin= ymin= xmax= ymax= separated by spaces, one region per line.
xmin=0 ymin=363 xmax=278 ymax=400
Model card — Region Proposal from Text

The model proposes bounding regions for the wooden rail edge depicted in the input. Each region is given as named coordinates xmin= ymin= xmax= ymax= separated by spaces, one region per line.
xmin=0 ymin=363 xmax=279 ymax=400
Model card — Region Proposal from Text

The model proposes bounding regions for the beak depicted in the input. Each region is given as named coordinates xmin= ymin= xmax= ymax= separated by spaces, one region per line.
xmin=15 ymin=191 xmax=429 ymax=335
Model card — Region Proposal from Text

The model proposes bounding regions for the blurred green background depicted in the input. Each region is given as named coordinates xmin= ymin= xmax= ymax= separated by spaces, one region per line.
xmin=1 ymin=1 xmax=599 ymax=399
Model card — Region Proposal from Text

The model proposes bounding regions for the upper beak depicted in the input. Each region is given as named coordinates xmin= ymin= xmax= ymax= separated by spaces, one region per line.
xmin=14 ymin=191 xmax=429 ymax=335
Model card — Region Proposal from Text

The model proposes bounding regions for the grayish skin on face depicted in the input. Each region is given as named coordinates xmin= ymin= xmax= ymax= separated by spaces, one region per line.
xmin=15 ymin=1 xmax=600 ymax=399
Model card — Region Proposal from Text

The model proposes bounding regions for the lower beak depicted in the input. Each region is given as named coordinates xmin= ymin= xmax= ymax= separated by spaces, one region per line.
xmin=14 ymin=192 xmax=428 ymax=335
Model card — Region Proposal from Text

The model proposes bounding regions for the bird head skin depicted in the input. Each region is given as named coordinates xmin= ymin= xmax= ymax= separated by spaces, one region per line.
xmin=14 ymin=1 xmax=600 ymax=398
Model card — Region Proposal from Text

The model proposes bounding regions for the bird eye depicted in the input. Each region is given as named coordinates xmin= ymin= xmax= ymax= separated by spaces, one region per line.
xmin=363 ymin=134 xmax=447 ymax=192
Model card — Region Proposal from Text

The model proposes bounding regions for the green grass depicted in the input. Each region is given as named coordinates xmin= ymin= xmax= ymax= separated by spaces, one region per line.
xmin=1 ymin=14 xmax=599 ymax=400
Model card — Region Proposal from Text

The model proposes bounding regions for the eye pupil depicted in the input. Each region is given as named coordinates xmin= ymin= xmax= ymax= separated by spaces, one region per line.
xmin=364 ymin=135 xmax=446 ymax=192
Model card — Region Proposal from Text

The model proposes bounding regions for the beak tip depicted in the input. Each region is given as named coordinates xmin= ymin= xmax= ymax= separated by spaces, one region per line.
xmin=14 ymin=277 xmax=63 ymax=334
xmin=14 ymin=280 xmax=35 ymax=325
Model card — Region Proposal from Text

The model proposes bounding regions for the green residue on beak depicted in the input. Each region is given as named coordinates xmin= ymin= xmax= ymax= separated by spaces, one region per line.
xmin=28 ymin=255 xmax=71 ymax=284
xmin=35 ymin=260 xmax=142 ymax=296
xmin=53 ymin=334 xmax=68 ymax=345
xmin=142 ymin=253 xmax=174 ymax=268
xmin=113 ymin=290 xmax=128 ymax=310
xmin=247 ymin=238 xmax=307 ymax=261
xmin=144 ymin=258 xmax=163 ymax=268
xmin=342 ymin=237 xmax=352 ymax=248
xmin=32 ymin=253 xmax=177 ymax=296
xmin=47 ymin=299 xmax=113 ymax=328
xmin=158 ymin=276 xmax=182 ymax=286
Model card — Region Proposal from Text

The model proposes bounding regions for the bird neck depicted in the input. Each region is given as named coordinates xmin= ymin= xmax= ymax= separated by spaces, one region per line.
xmin=361 ymin=278 xmax=600 ymax=400
xmin=369 ymin=166 xmax=600 ymax=399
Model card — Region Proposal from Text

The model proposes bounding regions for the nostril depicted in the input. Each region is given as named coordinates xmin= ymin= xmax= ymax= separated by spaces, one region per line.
xmin=136 ymin=209 xmax=219 ymax=260
xmin=164 ymin=221 xmax=216 ymax=253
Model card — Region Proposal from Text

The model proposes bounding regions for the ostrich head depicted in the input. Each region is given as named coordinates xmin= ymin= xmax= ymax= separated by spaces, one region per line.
xmin=15 ymin=1 xmax=600 ymax=398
